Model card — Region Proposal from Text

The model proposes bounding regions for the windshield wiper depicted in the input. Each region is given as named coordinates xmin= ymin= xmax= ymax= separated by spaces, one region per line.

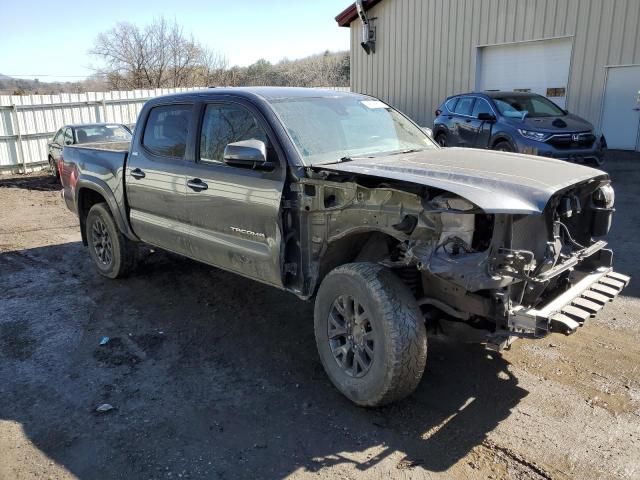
xmin=387 ymin=148 xmax=425 ymax=156
xmin=324 ymin=155 xmax=364 ymax=165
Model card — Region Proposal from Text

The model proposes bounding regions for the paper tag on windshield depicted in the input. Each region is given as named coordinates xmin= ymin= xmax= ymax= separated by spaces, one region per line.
xmin=361 ymin=100 xmax=388 ymax=109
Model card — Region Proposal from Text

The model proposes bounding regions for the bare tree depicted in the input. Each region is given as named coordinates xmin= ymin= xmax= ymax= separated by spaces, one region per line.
xmin=90 ymin=17 xmax=226 ymax=90
xmin=91 ymin=22 xmax=150 ymax=89
xmin=196 ymin=48 xmax=230 ymax=86
xmin=90 ymin=18 xmax=349 ymax=91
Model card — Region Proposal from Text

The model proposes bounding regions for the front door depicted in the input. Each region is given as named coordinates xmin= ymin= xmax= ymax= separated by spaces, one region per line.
xmin=126 ymin=103 xmax=194 ymax=256
xmin=469 ymin=97 xmax=495 ymax=148
xmin=601 ymin=65 xmax=640 ymax=151
xmin=182 ymin=101 xmax=286 ymax=288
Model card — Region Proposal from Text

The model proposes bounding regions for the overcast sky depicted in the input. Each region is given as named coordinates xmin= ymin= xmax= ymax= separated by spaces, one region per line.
xmin=0 ymin=0 xmax=352 ymax=80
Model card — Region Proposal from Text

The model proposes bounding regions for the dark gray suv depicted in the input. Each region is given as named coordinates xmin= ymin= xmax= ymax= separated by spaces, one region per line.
xmin=433 ymin=91 xmax=606 ymax=165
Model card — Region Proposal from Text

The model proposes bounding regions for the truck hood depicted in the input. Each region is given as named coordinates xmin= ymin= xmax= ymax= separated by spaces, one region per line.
xmin=314 ymin=148 xmax=607 ymax=214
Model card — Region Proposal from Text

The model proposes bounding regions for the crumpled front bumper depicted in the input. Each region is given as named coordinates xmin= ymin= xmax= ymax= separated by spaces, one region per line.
xmin=487 ymin=268 xmax=630 ymax=350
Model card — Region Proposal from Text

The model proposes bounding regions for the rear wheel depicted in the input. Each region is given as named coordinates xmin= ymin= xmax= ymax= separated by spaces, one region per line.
xmin=314 ymin=263 xmax=428 ymax=406
xmin=85 ymin=203 xmax=137 ymax=279
xmin=493 ymin=140 xmax=515 ymax=152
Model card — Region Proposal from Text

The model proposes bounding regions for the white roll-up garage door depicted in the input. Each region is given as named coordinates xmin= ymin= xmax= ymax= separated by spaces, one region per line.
xmin=477 ymin=38 xmax=573 ymax=109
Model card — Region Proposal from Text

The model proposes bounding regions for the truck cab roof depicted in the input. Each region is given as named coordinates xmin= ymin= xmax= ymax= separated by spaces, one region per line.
xmin=147 ymin=86 xmax=360 ymax=105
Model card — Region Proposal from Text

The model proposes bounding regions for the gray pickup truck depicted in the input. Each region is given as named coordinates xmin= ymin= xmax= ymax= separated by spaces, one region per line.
xmin=60 ymin=87 xmax=629 ymax=406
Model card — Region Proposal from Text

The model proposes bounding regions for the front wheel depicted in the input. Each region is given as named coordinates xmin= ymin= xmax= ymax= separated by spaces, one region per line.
xmin=493 ymin=140 xmax=515 ymax=152
xmin=435 ymin=132 xmax=448 ymax=147
xmin=314 ymin=263 xmax=428 ymax=406
xmin=85 ymin=203 xmax=137 ymax=279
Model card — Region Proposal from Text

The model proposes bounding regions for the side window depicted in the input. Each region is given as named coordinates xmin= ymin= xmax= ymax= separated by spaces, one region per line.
xmin=199 ymin=103 xmax=269 ymax=164
xmin=444 ymin=98 xmax=459 ymax=112
xmin=471 ymin=98 xmax=493 ymax=118
xmin=142 ymin=104 xmax=192 ymax=158
xmin=453 ymin=97 xmax=474 ymax=116
xmin=63 ymin=128 xmax=74 ymax=145
xmin=53 ymin=129 xmax=65 ymax=145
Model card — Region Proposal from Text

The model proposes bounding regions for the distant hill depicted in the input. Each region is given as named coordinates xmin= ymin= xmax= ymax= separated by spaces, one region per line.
xmin=0 ymin=74 xmax=107 ymax=95
xmin=0 ymin=49 xmax=350 ymax=95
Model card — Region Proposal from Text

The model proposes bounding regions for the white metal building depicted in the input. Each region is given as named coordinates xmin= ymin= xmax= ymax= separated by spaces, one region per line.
xmin=336 ymin=0 xmax=640 ymax=150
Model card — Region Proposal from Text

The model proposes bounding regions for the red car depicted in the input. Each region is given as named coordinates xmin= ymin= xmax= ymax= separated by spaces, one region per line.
xmin=48 ymin=123 xmax=132 ymax=179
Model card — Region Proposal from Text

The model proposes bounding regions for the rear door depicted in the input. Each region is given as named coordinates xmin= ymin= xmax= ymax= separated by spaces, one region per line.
xmin=451 ymin=96 xmax=476 ymax=147
xmin=181 ymin=100 xmax=286 ymax=287
xmin=125 ymin=103 xmax=194 ymax=256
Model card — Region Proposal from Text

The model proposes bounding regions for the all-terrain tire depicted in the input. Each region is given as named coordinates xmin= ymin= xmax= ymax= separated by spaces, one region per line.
xmin=314 ymin=263 xmax=428 ymax=407
xmin=85 ymin=202 xmax=137 ymax=279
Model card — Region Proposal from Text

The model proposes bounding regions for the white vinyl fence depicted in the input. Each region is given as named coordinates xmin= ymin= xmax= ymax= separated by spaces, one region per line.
xmin=0 ymin=87 xmax=201 ymax=174
xmin=0 ymin=86 xmax=350 ymax=174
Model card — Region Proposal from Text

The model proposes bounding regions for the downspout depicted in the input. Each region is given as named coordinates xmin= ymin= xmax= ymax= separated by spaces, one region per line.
xmin=356 ymin=0 xmax=375 ymax=54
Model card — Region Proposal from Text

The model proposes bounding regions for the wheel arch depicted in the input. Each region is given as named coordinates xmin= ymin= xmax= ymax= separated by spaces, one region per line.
xmin=433 ymin=125 xmax=449 ymax=139
xmin=76 ymin=179 xmax=137 ymax=245
xmin=311 ymin=230 xmax=403 ymax=297
xmin=490 ymin=133 xmax=517 ymax=150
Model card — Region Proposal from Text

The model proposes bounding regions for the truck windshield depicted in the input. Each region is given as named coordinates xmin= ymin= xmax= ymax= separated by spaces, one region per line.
xmin=269 ymin=96 xmax=435 ymax=165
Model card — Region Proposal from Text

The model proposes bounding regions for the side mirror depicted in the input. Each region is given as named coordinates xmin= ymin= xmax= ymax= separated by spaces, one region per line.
xmin=421 ymin=127 xmax=433 ymax=138
xmin=477 ymin=112 xmax=496 ymax=122
xmin=223 ymin=139 xmax=272 ymax=170
xmin=65 ymin=139 xmax=73 ymax=145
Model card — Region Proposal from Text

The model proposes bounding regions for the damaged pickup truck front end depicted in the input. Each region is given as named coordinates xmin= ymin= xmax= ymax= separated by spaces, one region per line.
xmin=61 ymin=87 xmax=629 ymax=406
xmin=298 ymin=148 xmax=629 ymax=350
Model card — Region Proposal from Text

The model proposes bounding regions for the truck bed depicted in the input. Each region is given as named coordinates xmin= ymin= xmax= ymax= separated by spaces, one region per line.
xmin=60 ymin=142 xmax=130 ymax=219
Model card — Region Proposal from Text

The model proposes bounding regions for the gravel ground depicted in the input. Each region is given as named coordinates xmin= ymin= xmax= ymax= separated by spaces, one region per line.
xmin=1 ymin=153 xmax=639 ymax=480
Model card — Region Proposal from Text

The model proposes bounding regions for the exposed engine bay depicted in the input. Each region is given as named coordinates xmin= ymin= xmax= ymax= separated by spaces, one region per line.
xmin=289 ymin=166 xmax=627 ymax=350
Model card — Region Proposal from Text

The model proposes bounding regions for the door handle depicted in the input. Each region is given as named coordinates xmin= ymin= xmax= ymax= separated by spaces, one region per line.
xmin=130 ymin=168 xmax=146 ymax=179
xmin=187 ymin=178 xmax=208 ymax=192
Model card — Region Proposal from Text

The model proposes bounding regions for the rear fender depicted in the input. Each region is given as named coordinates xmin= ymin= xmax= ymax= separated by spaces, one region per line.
xmin=76 ymin=176 xmax=138 ymax=244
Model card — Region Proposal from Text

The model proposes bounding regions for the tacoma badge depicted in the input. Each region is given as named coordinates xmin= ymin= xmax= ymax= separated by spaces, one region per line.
xmin=230 ymin=226 xmax=266 ymax=238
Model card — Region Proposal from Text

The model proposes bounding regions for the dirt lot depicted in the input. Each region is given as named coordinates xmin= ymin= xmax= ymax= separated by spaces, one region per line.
xmin=1 ymin=154 xmax=639 ymax=480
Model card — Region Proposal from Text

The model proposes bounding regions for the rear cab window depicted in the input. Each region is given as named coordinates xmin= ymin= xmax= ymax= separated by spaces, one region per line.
xmin=142 ymin=104 xmax=193 ymax=158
